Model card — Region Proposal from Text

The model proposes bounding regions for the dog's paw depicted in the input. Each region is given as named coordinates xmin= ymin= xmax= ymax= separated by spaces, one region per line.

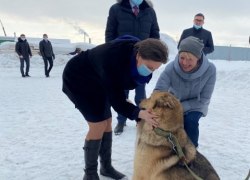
xmin=101 ymin=176 xmax=128 ymax=180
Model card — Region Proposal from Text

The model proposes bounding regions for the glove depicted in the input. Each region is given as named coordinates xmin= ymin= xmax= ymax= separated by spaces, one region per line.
xmin=52 ymin=54 xmax=55 ymax=60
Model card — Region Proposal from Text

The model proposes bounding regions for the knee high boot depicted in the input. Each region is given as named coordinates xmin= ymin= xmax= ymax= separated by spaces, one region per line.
xmin=99 ymin=132 xmax=125 ymax=179
xmin=83 ymin=139 xmax=101 ymax=180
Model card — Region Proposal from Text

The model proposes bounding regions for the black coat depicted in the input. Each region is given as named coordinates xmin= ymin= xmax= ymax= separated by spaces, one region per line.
xmin=105 ymin=0 xmax=160 ymax=42
xmin=39 ymin=40 xmax=55 ymax=58
xmin=62 ymin=40 xmax=149 ymax=120
xmin=15 ymin=38 xmax=32 ymax=58
xmin=178 ymin=27 xmax=214 ymax=55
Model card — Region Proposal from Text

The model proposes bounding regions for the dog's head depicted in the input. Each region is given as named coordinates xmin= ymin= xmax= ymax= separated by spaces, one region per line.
xmin=137 ymin=91 xmax=184 ymax=146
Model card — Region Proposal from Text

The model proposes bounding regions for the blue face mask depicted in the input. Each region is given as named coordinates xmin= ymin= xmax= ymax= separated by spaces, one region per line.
xmin=193 ymin=24 xmax=202 ymax=30
xmin=131 ymin=0 xmax=143 ymax=6
xmin=137 ymin=64 xmax=152 ymax=76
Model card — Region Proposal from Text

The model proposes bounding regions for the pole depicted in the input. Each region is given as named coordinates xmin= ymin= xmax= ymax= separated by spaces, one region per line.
xmin=0 ymin=19 xmax=7 ymax=36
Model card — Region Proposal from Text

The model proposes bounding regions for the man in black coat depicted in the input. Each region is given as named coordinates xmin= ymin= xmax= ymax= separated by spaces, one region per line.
xmin=178 ymin=13 xmax=214 ymax=55
xmin=39 ymin=34 xmax=55 ymax=77
xmin=105 ymin=0 xmax=160 ymax=135
xmin=15 ymin=34 xmax=32 ymax=77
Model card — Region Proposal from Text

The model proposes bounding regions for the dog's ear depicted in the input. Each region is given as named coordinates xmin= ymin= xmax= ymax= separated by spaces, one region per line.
xmin=139 ymin=96 xmax=155 ymax=109
xmin=153 ymin=95 xmax=175 ymax=109
xmin=139 ymin=99 xmax=147 ymax=109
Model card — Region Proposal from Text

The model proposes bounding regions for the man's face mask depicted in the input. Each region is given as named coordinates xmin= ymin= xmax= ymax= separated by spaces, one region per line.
xmin=193 ymin=24 xmax=202 ymax=30
xmin=21 ymin=37 xmax=26 ymax=41
xmin=131 ymin=0 xmax=143 ymax=6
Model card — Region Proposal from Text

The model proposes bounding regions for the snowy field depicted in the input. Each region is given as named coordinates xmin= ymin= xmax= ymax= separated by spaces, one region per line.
xmin=0 ymin=40 xmax=250 ymax=180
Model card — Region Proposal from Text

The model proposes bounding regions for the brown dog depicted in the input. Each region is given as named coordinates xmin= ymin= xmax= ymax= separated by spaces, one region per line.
xmin=132 ymin=91 xmax=220 ymax=180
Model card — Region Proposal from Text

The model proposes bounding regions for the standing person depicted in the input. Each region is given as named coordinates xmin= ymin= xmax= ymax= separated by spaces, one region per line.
xmin=68 ymin=47 xmax=82 ymax=55
xmin=15 ymin=34 xmax=32 ymax=77
xmin=155 ymin=36 xmax=216 ymax=147
xmin=178 ymin=13 xmax=214 ymax=55
xmin=62 ymin=38 xmax=168 ymax=180
xmin=39 ymin=34 xmax=55 ymax=77
xmin=105 ymin=0 xmax=160 ymax=135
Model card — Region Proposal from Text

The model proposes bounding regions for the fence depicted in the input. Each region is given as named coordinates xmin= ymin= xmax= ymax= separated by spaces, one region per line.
xmin=207 ymin=45 xmax=250 ymax=61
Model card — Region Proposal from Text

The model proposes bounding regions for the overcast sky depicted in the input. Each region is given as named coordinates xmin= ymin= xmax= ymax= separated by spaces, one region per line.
xmin=0 ymin=0 xmax=250 ymax=46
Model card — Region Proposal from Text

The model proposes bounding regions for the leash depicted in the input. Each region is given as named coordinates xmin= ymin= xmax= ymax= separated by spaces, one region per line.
xmin=153 ymin=127 xmax=203 ymax=180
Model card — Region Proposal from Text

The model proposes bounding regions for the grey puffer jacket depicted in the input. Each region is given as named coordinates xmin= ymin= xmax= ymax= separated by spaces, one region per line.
xmin=155 ymin=54 xmax=216 ymax=116
xmin=105 ymin=0 xmax=159 ymax=42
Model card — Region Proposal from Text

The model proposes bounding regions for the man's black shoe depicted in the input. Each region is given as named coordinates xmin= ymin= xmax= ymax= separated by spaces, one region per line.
xmin=114 ymin=123 xmax=125 ymax=135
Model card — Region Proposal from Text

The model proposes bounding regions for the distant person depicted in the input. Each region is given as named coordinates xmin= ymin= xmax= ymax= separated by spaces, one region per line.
xmin=105 ymin=0 xmax=160 ymax=135
xmin=39 ymin=34 xmax=55 ymax=77
xmin=178 ymin=13 xmax=214 ymax=55
xmin=62 ymin=38 xmax=168 ymax=180
xmin=15 ymin=34 xmax=32 ymax=77
xmin=68 ymin=47 xmax=82 ymax=56
xmin=155 ymin=36 xmax=216 ymax=147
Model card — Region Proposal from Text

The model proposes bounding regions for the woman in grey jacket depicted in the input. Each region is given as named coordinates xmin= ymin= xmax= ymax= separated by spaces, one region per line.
xmin=155 ymin=36 xmax=216 ymax=147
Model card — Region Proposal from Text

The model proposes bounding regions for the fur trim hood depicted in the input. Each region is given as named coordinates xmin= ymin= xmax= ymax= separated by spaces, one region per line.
xmin=18 ymin=37 xmax=27 ymax=42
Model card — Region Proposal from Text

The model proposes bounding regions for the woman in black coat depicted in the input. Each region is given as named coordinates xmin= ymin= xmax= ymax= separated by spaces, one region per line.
xmin=62 ymin=37 xmax=168 ymax=180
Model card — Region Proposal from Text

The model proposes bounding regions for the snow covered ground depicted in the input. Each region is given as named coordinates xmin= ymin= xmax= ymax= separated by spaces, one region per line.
xmin=0 ymin=38 xmax=250 ymax=180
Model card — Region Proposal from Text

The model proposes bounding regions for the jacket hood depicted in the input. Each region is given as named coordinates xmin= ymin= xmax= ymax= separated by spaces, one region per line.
xmin=173 ymin=54 xmax=210 ymax=80
xmin=18 ymin=37 xmax=27 ymax=42
xmin=117 ymin=0 xmax=153 ymax=8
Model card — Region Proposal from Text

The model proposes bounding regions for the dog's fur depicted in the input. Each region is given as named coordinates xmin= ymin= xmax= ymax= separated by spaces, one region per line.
xmin=132 ymin=91 xmax=220 ymax=180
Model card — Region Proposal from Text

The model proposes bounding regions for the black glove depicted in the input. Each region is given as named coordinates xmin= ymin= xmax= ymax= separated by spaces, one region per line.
xmin=52 ymin=54 xmax=55 ymax=60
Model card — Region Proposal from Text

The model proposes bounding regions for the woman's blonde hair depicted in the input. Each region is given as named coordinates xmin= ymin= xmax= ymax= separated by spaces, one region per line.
xmin=179 ymin=51 xmax=199 ymax=61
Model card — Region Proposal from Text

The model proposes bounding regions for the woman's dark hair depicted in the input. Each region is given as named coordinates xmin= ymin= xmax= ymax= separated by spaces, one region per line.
xmin=134 ymin=38 xmax=169 ymax=64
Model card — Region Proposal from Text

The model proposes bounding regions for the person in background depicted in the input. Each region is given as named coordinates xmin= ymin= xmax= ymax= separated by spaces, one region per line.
xmin=39 ymin=34 xmax=55 ymax=77
xmin=62 ymin=38 xmax=168 ymax=180
xmin=68 ymin=47 xmax=82 ymax=56
xmin=105 ymin=0 xmax=160 ymax=135
xmin=178 ymin=13 xmax=214 ymax=55
xmin=155 ymin=36 xmax=216 ymax=147
xmin=15 ymin=34 xmax=32 ymax=77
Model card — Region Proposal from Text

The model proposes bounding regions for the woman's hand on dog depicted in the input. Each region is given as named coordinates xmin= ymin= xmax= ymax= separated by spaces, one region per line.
xmin=138 ymin=109 xmax=159 ymax=128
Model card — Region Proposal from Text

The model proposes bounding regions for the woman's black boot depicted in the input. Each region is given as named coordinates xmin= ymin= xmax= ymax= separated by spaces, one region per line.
xmin=99 ymin=132 xmax=125 ymax=179
xmin=83 ymin=139 xmax=101 ymax=180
